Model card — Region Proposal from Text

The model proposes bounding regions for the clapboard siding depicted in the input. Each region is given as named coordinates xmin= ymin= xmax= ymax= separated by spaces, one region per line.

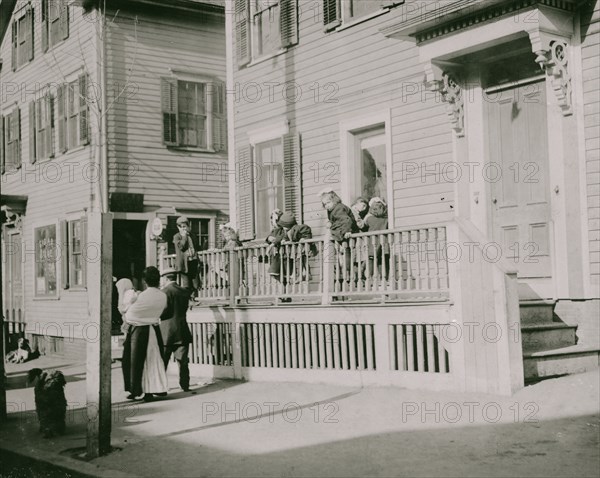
xmin=105 ymin=8 xmax=228 ymax=211
xmin=232 ymin=4 xmax=454 ymax=235
xmin=581 ymin=0 xmax=600 ymax=286
xmin=1 ymin=5 xmax=98 ymax=336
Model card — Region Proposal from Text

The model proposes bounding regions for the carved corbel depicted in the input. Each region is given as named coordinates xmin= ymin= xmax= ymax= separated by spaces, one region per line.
xmin=424 ymin=62 xmax=465 ymax=137
xmin=1 ymin=207 xmax=24 ymax=231
xmin=535 ymin=40 xmax=572 ymax=115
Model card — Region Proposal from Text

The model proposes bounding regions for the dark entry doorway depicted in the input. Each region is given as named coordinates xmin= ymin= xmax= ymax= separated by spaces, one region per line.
xmin=112 ymin=220 xmax=147 ymax=291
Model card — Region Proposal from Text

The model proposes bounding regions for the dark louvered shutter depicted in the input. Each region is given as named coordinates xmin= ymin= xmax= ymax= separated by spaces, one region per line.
xmin=11 ymin=21 xmax=17 ymax=71
xmin=80 ymin=215 xmax=88 ymax=288
xmin=79 ymin=73 xmax=90 ymax=145
xmin=235 ymin=0 xmax=250 ymax=67
xmin=27 ymin=7 xmax=34 ymax=61
xmin=29 ymin=101 xmax=36 ymax=164
xmin=323 ymin=0 xmax=341 ymax=30
xmin=47 ymin=95 xmax=55 ymax=157
xmin=237 ymin=145 xmax=254 ymax=241
xmin=58 ymin=85 xmax=67 ymax=153
xmin=60 ymin=3 xmax=69 ymax=40
xmin=283 ymin=133 xmax=302 ymax=221
xmin=161 ymin=77 xmax=178 ymax=145
xmin=0 ymin=116 xmax=4 ymax=175
xmin=61 ymin=220 xmax=69 ymax=289
xmin=41 ymin=0 xmax=49 ymax=52
xmin=280 ymin=0 xmax=298 ymax=48
xmin=211 ymin=81 xmax=227 ymax=152
xmin=15 ymin=109 xmax=22 ymax=169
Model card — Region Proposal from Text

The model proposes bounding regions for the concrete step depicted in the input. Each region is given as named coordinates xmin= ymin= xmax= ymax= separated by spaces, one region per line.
xmin=523 ymin=345 xmax=600 ymax=381
xmin=519 ymin=300 xmax=557 ymax=325
xmin=521 ymin=323 xmax=577 ymax=353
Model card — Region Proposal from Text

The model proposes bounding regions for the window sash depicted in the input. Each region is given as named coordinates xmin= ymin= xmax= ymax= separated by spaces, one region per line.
xmin=254 ymin=139 xmax=284 ymax=238
xmin=177 ymin=81 xmax=210 ymax=148
xmin=34 ymin=225 xmax=58 ymax=297
xmin=69 ymin=220 xmax=83 ymax=287
xmin=253 ymin=3 xmax=281 ymax=57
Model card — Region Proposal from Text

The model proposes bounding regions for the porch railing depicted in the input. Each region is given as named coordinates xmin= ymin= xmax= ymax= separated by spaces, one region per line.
xmin=158 ymin=226 xmax=450 ymax=305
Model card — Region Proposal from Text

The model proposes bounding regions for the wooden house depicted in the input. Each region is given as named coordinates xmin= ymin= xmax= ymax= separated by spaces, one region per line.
xmin=1 ymin=0 xmax=228 ymax=359
xmin=175 ymin=0 xmax=599 ymax=394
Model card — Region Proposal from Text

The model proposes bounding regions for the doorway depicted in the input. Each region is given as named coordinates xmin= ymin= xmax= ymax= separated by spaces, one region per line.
xmin=112 ymin=220 xmax=147 ymax=291
xmin=485 ymin=78 xmax=553 ymax=284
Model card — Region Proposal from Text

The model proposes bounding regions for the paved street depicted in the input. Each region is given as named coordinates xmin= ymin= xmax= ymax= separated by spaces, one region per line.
xmin=1 ymin=356 xmax=598 ymax=478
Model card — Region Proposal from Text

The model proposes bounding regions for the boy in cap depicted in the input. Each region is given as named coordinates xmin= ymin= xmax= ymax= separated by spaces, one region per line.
xmin=173 ymin=216 xmax=199 ymax=299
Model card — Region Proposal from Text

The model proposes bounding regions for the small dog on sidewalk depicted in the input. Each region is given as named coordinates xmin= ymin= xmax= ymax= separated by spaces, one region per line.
xmin=27 ymin=368 xmax=67 ymax=438
xmin=5 ymin=338 xmax=33 ymax=364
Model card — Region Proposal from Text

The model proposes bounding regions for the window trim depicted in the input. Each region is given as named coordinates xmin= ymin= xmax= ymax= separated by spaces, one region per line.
xmin=2 ymin=106 xmax=22 ymax=173
xmin=325 ymin=1 xmax=401 ymax=33
xmin=339 ymin=109 xmax=394 ymax=228
xmin=12 ymin=4 xmax=34 ymax=71
xmin=67 ymin=218 xmax=85 ymax=290
xmin=162 ymin=72 xmax=227 ymax=153
xmin=32 ymin=221 xmax=60 ymax=300
xmin=43 ymin=0 xmax=70 ymax=52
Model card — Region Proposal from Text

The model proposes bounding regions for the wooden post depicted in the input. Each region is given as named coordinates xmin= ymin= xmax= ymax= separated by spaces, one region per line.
xmin=0 ymin=293 xmax=6 ymax=424
xmin=322 ymin=235 xmax=332 ymax=305
xmin=85 ymin=212 xmax=113 ymax=458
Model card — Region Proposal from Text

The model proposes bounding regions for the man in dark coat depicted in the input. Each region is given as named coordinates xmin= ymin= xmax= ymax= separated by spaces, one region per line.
xmin=160 ymin=268 xmax=193 ymax=391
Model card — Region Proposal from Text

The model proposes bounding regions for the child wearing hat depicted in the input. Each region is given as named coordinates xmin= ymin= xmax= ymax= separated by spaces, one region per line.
xmin=173 ymin=216 xmax=199 ymax=299
xmin=267 ymin=212 xmax=315 ymax=288
xmin=365 ymin=197 xmax=390 ymax=280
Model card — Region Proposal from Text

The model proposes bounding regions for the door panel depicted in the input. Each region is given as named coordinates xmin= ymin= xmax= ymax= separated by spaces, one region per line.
xmin=486 ymin=80 xmax=552 ymax=279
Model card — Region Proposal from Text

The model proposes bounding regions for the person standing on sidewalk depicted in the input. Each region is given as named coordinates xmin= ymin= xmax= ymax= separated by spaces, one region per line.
xmin=160 ymin=268 xmax=193 ymax=392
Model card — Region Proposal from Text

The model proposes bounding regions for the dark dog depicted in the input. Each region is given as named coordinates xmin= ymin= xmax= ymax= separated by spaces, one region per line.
xmin=5 ymin=338 xmax=32 ymax=364
xmin=27 ymin=368 xmax=67 ymax=438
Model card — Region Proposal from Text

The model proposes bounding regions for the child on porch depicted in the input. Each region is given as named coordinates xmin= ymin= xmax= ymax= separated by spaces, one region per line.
xmin=319 ymin=188 xmax=359 ymax=286
xmin=365 ymin=197 xmax=390 ymax=280
xmin=351 ymin=197 xmax=370 ymax=232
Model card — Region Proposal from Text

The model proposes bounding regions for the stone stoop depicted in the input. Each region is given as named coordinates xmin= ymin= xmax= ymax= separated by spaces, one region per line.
xmin=520 ymin=300 xmax=600 ymax=381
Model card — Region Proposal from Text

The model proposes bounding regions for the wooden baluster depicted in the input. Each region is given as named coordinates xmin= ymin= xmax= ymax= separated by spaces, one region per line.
xmin=303 ymin=323 xmax=311 ymax=368
xmin=438 ymin=325 xmax=448 ymax=373
xmin=405 ymin=325 xmax=415 ymax=371
xmin=340 ymin=324 xmax=349 ymax=370
xmin=416 ymin=324 xmax=425 ymax=372
xmin=439 ymin=227 xmax=449 ymax=290
xmin=426 ymin=324 xmax=436 ymax=372
xmin=277 ymin=323 xmax=285 ymax=368
xmin=310 ymin=323 xmax=318 ymax=369
xmin=372 ymin=235 xmax=380 ymax=292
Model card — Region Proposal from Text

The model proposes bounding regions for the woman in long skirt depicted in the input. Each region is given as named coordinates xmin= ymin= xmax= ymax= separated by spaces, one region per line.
xmin=121 ymin=266 xmax=168 ymax=400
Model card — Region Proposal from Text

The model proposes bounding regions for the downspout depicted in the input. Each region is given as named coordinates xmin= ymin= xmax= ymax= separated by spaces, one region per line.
xmin=101 ymin=0 xmax=109 ymax=213
xmin=225 ymin=0 xmax=237 ymax=227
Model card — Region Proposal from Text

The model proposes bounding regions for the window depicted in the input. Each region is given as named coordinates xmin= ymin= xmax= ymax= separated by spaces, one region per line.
xmin=1 ymin=109 xmax=22 ymax=173
xmin=161 ymin=77 xmax=226 ymax=151
xmin=35 ymin=224 xmax=58 ymax=297
xmin=68 ymin=220 xmax=84 ymax=287
xmin=235 ymin=0 xmax=298 ymax=67
xmin=42 ymin=0 xmax=69 ymax=52
xmin=255 ymin=139 xmax=285 ymax=238
xmin=237 ymin=132 xmax=301 ymax=241
xmin=29 ymin=95 xmax=55 ymax=163
xmin=323 ymin=0 xmax=402 ymax=31
xmin=11 ymin=6 xmax=34 ymax=71
xmin=166 ymin=217 xmax=213 ymax=255
xmin=57 ymin=74 xmax=90 ymax=153
xmin=352 ymin=128 xmax=387 ymax=201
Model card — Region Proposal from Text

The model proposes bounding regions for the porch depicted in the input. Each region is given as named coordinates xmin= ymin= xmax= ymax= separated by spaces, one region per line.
xmin=159 ymin=219 xmax=524 ymax=396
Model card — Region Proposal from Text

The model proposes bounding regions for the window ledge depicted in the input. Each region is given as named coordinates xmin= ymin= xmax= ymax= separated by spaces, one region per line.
xmin=33 ymin=296 xmax=60 ymax=301
xmin=67 ymin=287 xmax=87 ymax=292
xmin=60 ymin=144 xmax=88 ymax=156
xmin=336 ymin=8 xmax=390 ymax=32
xmin=247 ymin=48 xmax=288 ymax=68
xmin=167 ymin=146 xmax=225 ymax=154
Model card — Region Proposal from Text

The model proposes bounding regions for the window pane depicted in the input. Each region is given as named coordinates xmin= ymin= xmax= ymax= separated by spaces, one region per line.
xmin=360 ymin=138 xmax=387 ymax=200
xmin=255 ymin=2 xmax=281 ymax=57
xmin=255 ymin=140 xmax=284 ymax=237
xmin=35 ymin=225 xmax=57 ymax=295
xmin=350 ymin=0 xmax=381 ymax=19
xmin=178 ymin=81 xmax=206 ymax=147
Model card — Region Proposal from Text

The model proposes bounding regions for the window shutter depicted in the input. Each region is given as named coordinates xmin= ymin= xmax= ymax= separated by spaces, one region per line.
xmin=80 ymin=215 xmax=87 ymax=288
xmin=211 ymin=81 xmax=227 ymax=152
xmin=283 ymin=133 xmax=303 ymax=221
xmin=60 ymin=4 xmax=69 ymax=41
xmin=237 ymin=145 xmax=254 ymax=241
xmin=280 ymin=0 xmax=298 ymax=48
xmin=15 ymin=109 xmax=22 ymax=169
xmin=27 ymin=7 xmax=34 ymax=61
xmin=11 ymin=21 xmax=17 ymax=71
xmin=235 ymin=0 xmax=250 ymax=67
xmin=47 ymin=95 xmax=55 ymax=157
xmin=0 ymin=116 xmax=4 ymax=175
xmin=41 ymin=0 xmax=49 ymax=52
xmin=61 ymin=220 xmax=69 ymax=289
xmin=79 ymin=73 xmax=90 ymax=145
xmin=29 ymin=101 xmax=37 ymax=164
xmin=323 ymin=0 xmax=341 ymax=30
xmin=57 ymin=85 xmax=67 ymax=153
xmin=161 ymin=77 xmax=178 ymax=145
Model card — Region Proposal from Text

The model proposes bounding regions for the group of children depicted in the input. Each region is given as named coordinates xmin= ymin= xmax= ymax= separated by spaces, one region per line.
xmin=178 ymin=188 xmax=390 ymax=298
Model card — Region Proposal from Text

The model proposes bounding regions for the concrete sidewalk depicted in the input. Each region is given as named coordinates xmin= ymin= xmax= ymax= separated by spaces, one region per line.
xmin=1 ymin=356 xmax=599 ymax=478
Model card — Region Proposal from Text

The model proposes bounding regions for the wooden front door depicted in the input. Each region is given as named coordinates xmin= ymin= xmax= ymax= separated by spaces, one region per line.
xmin=486 ymin=79 xmax=552 ymax=280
